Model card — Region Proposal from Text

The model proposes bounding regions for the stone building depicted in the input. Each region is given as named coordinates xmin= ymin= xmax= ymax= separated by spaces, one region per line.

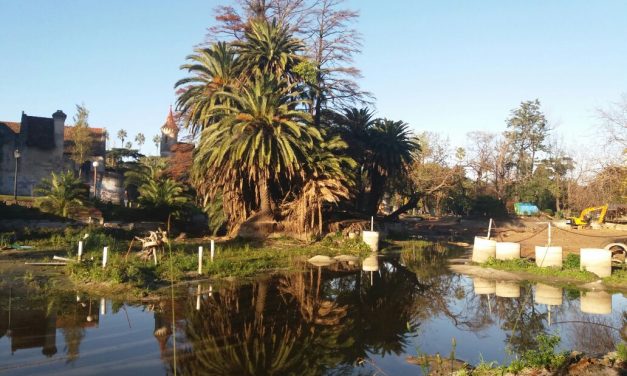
xmin=0 ymin=110 xmax=105 ymax=196
xmin=160 ymin=107 xmax=179 ymax=158
xmin=159 ymin=107 xmax=194 ymax=181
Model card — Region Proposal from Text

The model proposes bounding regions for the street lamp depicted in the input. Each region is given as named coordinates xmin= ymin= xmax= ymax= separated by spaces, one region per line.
xmin=92 ymin=161 xmax=99 ymax=199
xmin=13 ymin=149 xmax=20 ymax=202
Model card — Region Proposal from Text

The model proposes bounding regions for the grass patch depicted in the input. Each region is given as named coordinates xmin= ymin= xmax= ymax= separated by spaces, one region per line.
xmin=66 ymin=234 xmax=372 ymax=291
xmin=482 ymin=256 xmax=599 ymax=282
xmin=602 ymin=268 xmax=627 ymax=286
xmin=616 ymin=342 xmax=627 ymax=362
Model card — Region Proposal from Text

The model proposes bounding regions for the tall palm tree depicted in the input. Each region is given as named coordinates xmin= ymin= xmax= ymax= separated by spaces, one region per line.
xmin=135 ymin=133 xmax=146 ymax=148
xmin=117 ymin=129 xmax=127 ymax=146
xmin=331 ymin=107 xmax=376 ymax=210
xmin=193 ymin=76 xmax=319 ymax=222
xmin=36 ymin=171 xmax=88 ymax=218
xmin=175 ymin=42 xmax=240 ymax=136
xmin=234 ymin=19 xmax=304 ymax=82
xmin=365 ymin=119 xmax=419 ymax=214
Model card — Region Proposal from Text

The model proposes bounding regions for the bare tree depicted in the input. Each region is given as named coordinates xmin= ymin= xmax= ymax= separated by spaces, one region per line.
xmin=206 ymin=0 xmax=316 ymax=42
xmin=465 ymin=131 xmax=496 ymax=191
xmin=492 ymin=137 xmax=514 ymax=201
xmin=597 ymin=94 xmax=627 ymax=154
xmin=306 ymin=0 xmax=370 ymax=126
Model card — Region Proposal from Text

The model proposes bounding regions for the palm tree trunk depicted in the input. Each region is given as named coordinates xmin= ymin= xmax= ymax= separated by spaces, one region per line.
xmin=367 ymin=172 xmax=386 ymax=215
xmin=255 ymin=279 xmax=268 ymax=321
xmin=318 ymin=201 xmax=323 ymax=235
xmin=259 ymin=177 xmax=272 ymax=216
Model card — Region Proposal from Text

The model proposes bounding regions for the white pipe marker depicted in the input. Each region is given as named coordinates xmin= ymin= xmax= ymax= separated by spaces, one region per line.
xmin=198 ymin=246 xmax=203 ymax=274
xmin=487 ymin=218 xmax=493 ymax=239
xmin=102 ymin=246 xmax=108 ymax=269
xmin=78 ymin=241 xmax=83 ymax=261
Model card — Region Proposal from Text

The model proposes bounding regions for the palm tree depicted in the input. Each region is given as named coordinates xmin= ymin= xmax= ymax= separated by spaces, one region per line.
xmin=283 ymin=134 xmax=356 ymax=235
xmin=127 ymin=157 xmax=188 ymax=219
xmin=331 ymin=107 xmax=376 ymax=210
xmin=138 ymin=178 xmax=188 ymax=213
xmin=365 ymin=119 xmax=419 ymax=214
xmin=124 ymin=157 xmax=167 ymax=187
xmin=152 ymin=134 xmax=161 ymax=151
xmin=36 ymin=171 xmax=88 ymax=218
xmin=234 ymin=19 xmax=303 ymax=82
xmin=135 ymin=133 xmax=146 ymax=148
xmin=193 ymin=76 xmax=319 ymax=222
xmin=117 ymin=129 xmax=127 ymax=147
xmin=175 ymin=42 xmax=240 ymax=136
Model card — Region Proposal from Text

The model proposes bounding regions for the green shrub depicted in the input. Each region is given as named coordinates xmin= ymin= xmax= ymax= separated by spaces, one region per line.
xmin=0 ymin=232 xmax=16 ymax=247
xmin=508 ymin=334 xmax=567 ymax=371
xmin=562 ymin=253 xmax=580 ymax=270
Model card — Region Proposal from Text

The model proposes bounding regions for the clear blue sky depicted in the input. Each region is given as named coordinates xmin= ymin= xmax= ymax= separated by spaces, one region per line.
xmin=1 ymin=0 xmax=626 ymax=155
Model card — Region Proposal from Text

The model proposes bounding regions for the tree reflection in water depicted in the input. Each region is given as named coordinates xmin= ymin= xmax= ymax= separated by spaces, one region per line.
xmin=157 ymin=241 xmax=626 ymax=374
xmin=163 ymin=256 xmax=423 ymax=375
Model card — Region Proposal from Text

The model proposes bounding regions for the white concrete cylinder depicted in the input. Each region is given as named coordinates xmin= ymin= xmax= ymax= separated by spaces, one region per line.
xmin=362 ymin=231 xmax=380 ymax=252
xmin=580 ymin=291 xmax=612 ymax=315
xmin=472 ymin=236 xmax=496 ymax=263
xmin=580 ymin=248 xmax=612 ymax=278
xmin=362 ymin=254 xmax=379 ymax=272
xmin=535 ymin=246 xmax=563 ymax=267
xmin=535 ymin=283 xmax=563 ymax=306
xmin=496 ymin=242 xmax=521 ymax=260
xmin=473 ymin=277 xmax=496 ymax=295
xmin=496 ymin=281 xmax=521 ymax=298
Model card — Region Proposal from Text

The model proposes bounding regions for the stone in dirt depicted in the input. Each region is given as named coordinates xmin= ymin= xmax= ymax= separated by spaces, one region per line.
xmin=307 ymin=255 xmax=336 ymax=267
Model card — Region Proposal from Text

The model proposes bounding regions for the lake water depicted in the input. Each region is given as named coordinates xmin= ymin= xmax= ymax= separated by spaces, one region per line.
xmin=0 ymin=243 xmax=625 ymax=375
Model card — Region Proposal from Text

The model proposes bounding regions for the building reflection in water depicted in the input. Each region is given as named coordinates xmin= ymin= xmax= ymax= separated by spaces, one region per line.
xmin=0 ymin=288 xmax=99 ymax=362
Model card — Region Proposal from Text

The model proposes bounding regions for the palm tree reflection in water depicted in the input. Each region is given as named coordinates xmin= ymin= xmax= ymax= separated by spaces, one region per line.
xmin=160 ymin=257 xmax=423 ymax=375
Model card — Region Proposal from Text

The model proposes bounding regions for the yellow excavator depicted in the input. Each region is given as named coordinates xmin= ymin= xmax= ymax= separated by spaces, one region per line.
xmin=568 ymin=204 xmax=609 ymax=228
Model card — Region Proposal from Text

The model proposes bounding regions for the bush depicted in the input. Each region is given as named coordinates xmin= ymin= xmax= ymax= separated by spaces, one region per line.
xmin=508 ymin=334 xmax=567 ymax=372
xmin=469 ymin=196 xmax=508 ymax=218
xmin=562 ymin=253 xmax=580 ymax=270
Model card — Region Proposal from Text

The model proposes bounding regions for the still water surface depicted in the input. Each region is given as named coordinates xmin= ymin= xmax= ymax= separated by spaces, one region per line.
xmin=0 ymin=243 xmax=625 ymax=375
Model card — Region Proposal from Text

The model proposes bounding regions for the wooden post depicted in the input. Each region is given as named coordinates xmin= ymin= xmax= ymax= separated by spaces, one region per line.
xmin=152 ymin=248 xmax=158 ymax=265
xmin=210 ymin=240 xmax=215 ymax=262
xmin=548 ymin=222 xmax=552 ymax=246
xmin=102 ymin=246 xmax=108 ymax=269
xmin=78 ymin=241 xmax=83 ymax=261
xmin=198 ymin=246 xmax=203 ymax=275
xmin=100 ymin=298 xmax=106 ymax=315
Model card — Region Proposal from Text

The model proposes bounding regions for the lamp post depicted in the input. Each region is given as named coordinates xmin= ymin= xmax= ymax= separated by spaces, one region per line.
xmin=13 ymin=149 xmax=20 ymax=202
xmin=92 ymin=161 xmax=99 ymax=199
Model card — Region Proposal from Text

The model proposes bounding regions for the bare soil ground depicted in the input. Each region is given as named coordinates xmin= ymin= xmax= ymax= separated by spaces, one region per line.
xmin=402 ymin=216 xmax=627 ymax=257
